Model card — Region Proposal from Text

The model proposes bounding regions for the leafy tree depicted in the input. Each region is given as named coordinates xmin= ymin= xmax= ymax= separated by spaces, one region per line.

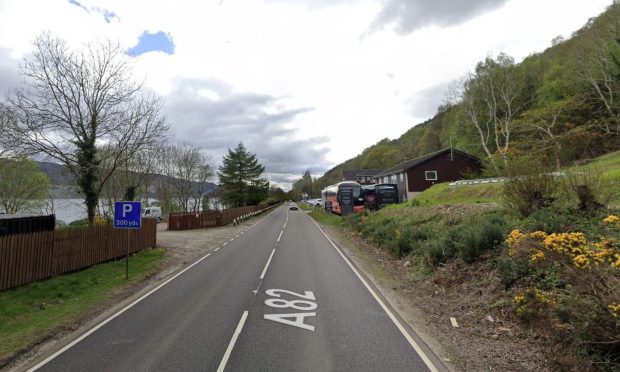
xmin=0 ymin=157 xmax=50 ymax=214
xmin=361 ymin=144 xmax=400 ymax=168
xmin=217 ymin=143 xmax=269 ymax=207
xmin=0 ymin=34 xmax=167 ymax=226
xmin=268 ymin=186 xmax=287 ymax=202
xmin=291 ymin=170 xmax=314 ymax=199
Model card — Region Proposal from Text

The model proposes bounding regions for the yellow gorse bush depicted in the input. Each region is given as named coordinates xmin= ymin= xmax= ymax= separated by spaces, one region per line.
xmin=604 ymin=215 xmax=620 ymax=227
xmin=505 ymin=217 xmax=619 ymax=271
xmin=530 ymin=251 xmax=545 ymax=263
xmin=512 ymin=288 xmax=555 ymax=316
xmin=609 ymin=302 xmax=620 ymax=318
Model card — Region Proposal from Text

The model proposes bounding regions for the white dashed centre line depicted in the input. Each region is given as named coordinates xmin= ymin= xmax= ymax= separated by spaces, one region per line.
xmin=217 ymin=311 xmax=249 ymax=372
xmin=260 ymin=249 xmax=276 ymax=280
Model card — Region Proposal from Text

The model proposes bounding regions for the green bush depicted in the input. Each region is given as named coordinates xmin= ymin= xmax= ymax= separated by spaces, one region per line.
xmin=502 ymin=156 xmax=561 ymax=217
xmin=450 ymin=213 xmax=508 ymax=263
xmin=525 ymin=208 xmax=566 ymax=233
xmin=421 ymin=237 xmax=455 ymax=267
xmin=496 ymin=254 xmax=529 ymax=289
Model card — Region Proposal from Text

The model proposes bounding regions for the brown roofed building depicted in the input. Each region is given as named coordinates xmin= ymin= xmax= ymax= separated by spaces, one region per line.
xmin=375 ymin=149 xmax=481 ymax=202
xmin=340 ymin=169 xmax=384 ymax=185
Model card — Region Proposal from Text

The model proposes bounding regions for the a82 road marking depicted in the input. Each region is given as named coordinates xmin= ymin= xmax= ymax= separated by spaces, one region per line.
xmin=263 ymin=289 xmax=317 ymax=331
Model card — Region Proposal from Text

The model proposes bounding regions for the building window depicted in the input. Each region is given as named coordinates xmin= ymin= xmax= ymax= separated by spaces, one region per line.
xmin=391 ymin=175 xmax=397 ymax=183
xmin=425 ymin=171 xmax=438 ymax=181
xmin=399 ymin=173 xmax=404 ymax=182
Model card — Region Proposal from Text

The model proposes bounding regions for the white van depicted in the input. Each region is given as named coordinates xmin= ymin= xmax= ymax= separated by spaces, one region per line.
xmin=142 ymin=206 xmax=162 ymax=222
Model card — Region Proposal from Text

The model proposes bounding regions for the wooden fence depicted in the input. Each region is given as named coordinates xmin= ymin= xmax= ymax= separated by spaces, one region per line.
xmin=168 ymin=203 xmax=280 ymax=231
xmin=0 ymin=218 xmax=157 ymax=291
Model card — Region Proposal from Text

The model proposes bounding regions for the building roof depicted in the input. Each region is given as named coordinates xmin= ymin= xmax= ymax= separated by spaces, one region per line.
xmin=341 ymin=168 xmax=384 ymax=180
xmin=376 ymin=148 xmax=479 ymax=177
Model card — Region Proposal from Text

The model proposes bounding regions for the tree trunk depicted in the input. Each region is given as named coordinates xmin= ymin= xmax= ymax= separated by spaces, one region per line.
xmin=76 ymin=142 xmax=100 ymax=226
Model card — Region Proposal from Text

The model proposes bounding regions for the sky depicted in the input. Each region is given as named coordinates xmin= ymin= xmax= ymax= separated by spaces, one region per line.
xmin=0 ymin=0 xmax=613 ymax=189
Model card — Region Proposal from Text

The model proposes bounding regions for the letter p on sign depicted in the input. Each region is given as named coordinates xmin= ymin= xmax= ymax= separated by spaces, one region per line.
xmin=122 ymin=204 xmax=132 ymax=217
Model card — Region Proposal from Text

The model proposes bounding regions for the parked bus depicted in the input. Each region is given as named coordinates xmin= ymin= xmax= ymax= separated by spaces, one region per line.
xmin=321 ymin=181 xmax=363 ymax=216
xmin=360 ymin=183 xmax=399 ymax=211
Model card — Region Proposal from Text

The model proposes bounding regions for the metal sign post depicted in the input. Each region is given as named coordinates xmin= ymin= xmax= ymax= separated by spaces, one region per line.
xmin=114 ymin=201 xmax=142 ymax=280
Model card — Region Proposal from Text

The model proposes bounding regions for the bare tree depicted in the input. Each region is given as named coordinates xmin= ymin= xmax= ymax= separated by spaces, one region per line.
xmin=153 ymin=144 xmax=213 ymax=214
xmin=1 ymin=33 xmax=168 ymax=225
xmin=99 ymin=144 xmax=161 ymax=217
xmin=461 ymin=54 xmax=531 ymax=174
xmin=573 ymin=23 xmax=620 ymax=134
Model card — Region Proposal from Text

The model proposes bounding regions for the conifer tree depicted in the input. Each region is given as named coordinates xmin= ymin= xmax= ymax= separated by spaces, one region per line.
xmin=217 ymin=143 xmax=269 ymax=207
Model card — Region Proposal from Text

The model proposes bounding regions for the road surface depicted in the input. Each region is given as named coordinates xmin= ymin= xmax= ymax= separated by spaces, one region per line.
xmin=31 ymin=205 xmax=443 ymax=372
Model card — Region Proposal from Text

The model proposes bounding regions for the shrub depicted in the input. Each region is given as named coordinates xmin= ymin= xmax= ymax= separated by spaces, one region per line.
xmin=497 ymin=254 xmax=531 ymax=289
xmin=524 ymin=208 xmax=566 ymax=233
xmin=422 ymin=237 xmax=455 ymax=267
xmin=505 ymin=218 xmax=620 ymax=364
xmin=451 ymin=213 xmax=508 ymax=263
xmin=562 ymin=166 xmax=613 ymax=211
xmin=502 ymin=156 xmax=561 ymax=217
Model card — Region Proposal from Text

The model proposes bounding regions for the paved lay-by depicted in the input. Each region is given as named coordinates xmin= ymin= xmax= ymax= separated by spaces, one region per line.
xmin=29 ymin=206 xmax=444 ymax=371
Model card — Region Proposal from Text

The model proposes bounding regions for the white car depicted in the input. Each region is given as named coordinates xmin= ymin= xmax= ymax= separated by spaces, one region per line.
xmin=142 ymin=206 xmax=162 ymax=222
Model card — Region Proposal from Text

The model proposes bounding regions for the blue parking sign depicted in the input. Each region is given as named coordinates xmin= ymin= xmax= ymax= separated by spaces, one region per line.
xmin=114 ymin=201 xmax=142 ymax=229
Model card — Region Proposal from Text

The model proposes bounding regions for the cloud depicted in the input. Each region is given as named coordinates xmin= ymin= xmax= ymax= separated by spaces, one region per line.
xmin=407 ymin=82 xmax=449 ymax=119
xmin=369 ymin=0 xmax=509 ymax=35
xmin=0 ymin=48 xmax=21 ymax=97
xmin=67 ymin=0 xmax=119 ymax=23
xmin=163 ymin=78 xmax=331 ymax=188
xmin=127 ymin=31 xmax=175 ymax=56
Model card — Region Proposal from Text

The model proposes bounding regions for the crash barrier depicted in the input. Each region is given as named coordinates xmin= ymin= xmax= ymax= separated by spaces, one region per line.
xmin=167 ymin=202 xmax=281 ymax=231
xmin=0 ymin=218 xmax=157 ymax=291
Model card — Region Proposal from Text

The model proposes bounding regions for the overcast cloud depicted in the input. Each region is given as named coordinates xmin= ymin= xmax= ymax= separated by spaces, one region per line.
xmin=407 ymin=82 xmax=451 ymax=119
xmin=370 ymin=0 xmax=510 ymax=34
xmin=0 ymin=48 xmax=20 ymax=96
xmin=164 ymin=78 xmax=331 ymax=187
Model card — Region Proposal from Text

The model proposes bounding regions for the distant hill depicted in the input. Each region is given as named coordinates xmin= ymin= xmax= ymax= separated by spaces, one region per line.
xmin=37 ymin=161 xmax=218 ymax=199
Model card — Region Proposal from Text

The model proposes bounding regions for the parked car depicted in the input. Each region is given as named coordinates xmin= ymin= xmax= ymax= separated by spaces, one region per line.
xmin=289 ymin=202 xmax=299 ymax=210
xmin=142 ymin=206 xmax=162 ymax=222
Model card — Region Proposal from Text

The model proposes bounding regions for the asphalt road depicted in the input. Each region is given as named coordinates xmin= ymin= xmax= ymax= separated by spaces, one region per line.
xmin=31 ymin=205 xmax=443 ymax=372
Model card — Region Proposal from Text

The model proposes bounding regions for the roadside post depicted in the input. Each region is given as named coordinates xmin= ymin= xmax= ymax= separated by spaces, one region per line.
xmin=114 ymin=201 xmax=142 ymax=280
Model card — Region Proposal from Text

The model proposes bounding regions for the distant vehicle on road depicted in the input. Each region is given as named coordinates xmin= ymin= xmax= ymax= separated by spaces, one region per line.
xmin=321 ymin=181 xmax=363 ymax=216
xmin=142 ymin=206 xmax=162 ymax=222
xmin=289 ymin=202 xmax=299 ymax=210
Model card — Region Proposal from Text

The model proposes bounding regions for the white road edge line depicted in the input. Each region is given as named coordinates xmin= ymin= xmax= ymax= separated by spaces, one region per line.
xmin=217 ymin=311 xmax=249 ymax=372
xmin=27 ymin=251 xmax=210 ymax=371
xmin=26 ymin=210 xmax=279 ymax=371
xmin=308 ymin=217 xmax=440 ymax=372
xmin=215 ymin=247 xmax=220 ymax=252
xmin=259 ymin=249 xmax=276 ymax=280
xmin=223 ymin=242 xmax=228 ymax=246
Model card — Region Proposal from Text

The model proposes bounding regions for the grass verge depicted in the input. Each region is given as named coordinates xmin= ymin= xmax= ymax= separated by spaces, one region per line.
xmin=411 ymin=182 xmax=502 ymax=206
xmin=309 ymin=210 xmax=346 ymax=227
xmin=0 ymin=247 xmax=165 ymax=364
